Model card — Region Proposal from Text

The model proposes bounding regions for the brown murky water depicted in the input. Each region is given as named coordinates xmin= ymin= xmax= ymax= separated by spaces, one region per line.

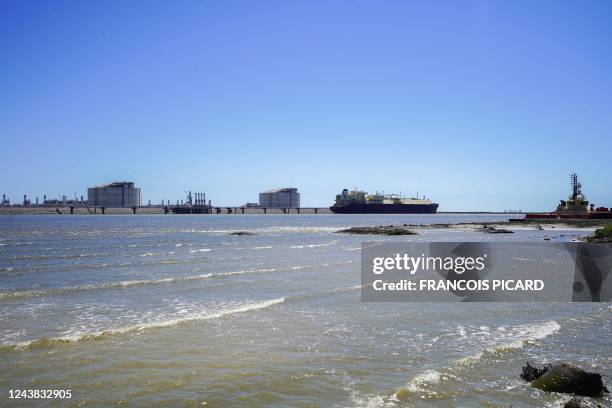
xmin=1 ymin=215 xmax=610 ymax=407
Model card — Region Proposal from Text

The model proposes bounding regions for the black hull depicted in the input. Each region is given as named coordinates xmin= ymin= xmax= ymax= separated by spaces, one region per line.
xmin=330 ymin=203 xmax=439 ymax=214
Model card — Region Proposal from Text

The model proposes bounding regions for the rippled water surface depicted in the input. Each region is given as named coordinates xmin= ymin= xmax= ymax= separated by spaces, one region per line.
xmin=0 ymin=214 xmax=610 ymax=407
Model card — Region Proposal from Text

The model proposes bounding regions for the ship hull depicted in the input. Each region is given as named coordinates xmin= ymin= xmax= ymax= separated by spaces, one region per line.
xmin=330 ymin=203 xmax=439 ymax=214
xmin=525 ymin=212 xmax=612 ymax=220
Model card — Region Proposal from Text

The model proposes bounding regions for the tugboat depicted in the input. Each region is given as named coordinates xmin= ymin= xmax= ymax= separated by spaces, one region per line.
xmin=330 ymin=188 xmax=439 ymax=214
xmin=525 ymin=173 xmax=611 ymax=219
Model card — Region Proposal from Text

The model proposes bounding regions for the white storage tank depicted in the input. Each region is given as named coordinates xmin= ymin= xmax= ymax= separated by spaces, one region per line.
xmin=258 ymin=188 xmax=300 ymax=208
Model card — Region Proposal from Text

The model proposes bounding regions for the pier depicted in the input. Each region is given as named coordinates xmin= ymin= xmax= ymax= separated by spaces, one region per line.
xmin=172 ymin=206 xmax=331 ymax=215
xmin=208 ymin=207 xmax=330 ymax=215
xmin=0 ymin=206 xmax=332 ymax=215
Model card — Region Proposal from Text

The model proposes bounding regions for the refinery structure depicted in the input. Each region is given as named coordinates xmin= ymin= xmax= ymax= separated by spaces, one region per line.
xmin=170 ymin=191 xmax=212 ymax=214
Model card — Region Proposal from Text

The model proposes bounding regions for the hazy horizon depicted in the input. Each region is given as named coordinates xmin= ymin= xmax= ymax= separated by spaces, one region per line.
xmin=2 ymin=1 xmax=611 ymax=211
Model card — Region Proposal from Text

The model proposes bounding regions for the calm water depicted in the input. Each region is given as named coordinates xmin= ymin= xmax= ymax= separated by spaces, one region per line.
xmin=0 ymin=214 xmax=610 ymax=407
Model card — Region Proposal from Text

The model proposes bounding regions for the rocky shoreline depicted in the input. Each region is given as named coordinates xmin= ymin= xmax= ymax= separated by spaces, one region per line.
xmin=585 ymin=225 xmax=612 ymax=243
xmin=336 ymin=226 xmax=418 ymax=235
xmin=333 ymin=219 xmax=612 ymax=240
xmin=521 ymin=362 xmax=608 ymax=407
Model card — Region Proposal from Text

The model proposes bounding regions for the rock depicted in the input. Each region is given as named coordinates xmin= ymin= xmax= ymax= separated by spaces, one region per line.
xmin=525 ymin=363 xmax=609 ymax=396
xmin=336 ymin=226 xmax=418 ymax=236
xmin=564 ymin=397 xmax=603 ymax=408
xmin=430 ymin=223 xmax=451 ymax=228
xmin=482 ymin=226 xmax=514 ymax=234
xmin=228 ymin=231 xmax=257 ymax=236
xmin=521 ymin=362 xmax=550 ymax=382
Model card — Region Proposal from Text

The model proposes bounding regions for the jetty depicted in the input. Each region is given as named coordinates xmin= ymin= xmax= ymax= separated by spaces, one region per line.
xmin=0 ymin=206 xmax=332 ymax=215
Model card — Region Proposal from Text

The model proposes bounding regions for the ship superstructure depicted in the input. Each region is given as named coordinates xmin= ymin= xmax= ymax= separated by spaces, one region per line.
xmin=557 ymin=173 xmax=590 ymax=214
xmin=526 ymin=173 xmax=611 ymax=219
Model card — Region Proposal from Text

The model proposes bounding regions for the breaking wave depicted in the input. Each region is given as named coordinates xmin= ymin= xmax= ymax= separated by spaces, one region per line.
xmin=463 ymin=320 xmax=561 ymax=361
xmin=405 ymin=370 xmax=442 ymax=393
xmin=394 ymin=320 xmax=561 ymax=401
xmin=0 ymin=260 xmax=355 ymax=301
xmin=0 ymin=278 xmax=365 ymax=352
xmin=4 ymin=298 xmax=285 ymax=351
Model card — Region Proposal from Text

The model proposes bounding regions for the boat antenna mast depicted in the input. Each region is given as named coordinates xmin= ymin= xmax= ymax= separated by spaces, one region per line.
xmin=570 ymin=173 xmax=582 ymax=200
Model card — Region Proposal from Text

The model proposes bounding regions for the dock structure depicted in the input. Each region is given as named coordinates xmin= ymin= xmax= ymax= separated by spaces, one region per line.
xmin=0 ymin=206 xmax=332 ymax=215
xmin=206 ymin=207 xmax=329 ymax=215
xmin=0 ymin=188 xmax=331 ymax=216
xmin=166 ymin=190 xmax=330 ymax=215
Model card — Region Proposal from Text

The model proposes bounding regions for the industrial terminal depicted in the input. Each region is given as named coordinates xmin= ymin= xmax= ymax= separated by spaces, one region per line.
xmin=1 ymin=184 xmax=329 ymax=214
xmin=1 ymin=175 xmax=609 ymax=216
xmin=170 ymin=187 xmax=311 ymax=214
xmin=1 ymin=181 xmax=146 ymax=214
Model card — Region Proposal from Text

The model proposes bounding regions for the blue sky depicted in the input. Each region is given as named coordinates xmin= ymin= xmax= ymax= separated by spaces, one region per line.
xmin=1 ymin=1 xmax=611 ymax=211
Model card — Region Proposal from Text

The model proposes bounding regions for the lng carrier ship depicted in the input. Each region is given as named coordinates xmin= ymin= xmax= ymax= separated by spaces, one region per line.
xmin=330 ymin=188 xmax=439 ymax=214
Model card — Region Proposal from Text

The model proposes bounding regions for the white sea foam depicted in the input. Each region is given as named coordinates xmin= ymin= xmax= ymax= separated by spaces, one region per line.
xmin=455 ymin=320 xmax=561 ymax=364
xmin=290 ymin=241 xmax=337 ymax=249
xmin=405 ymin=370 xmax=442 ymax=392
xmin=96 ymin=297 xmax=285 ymax=335
xmin=350 ymin=393 xmax=388 ymax=408
xmin=215 ymin=268 xmax=280 ymax=277
xmin=492 ymin=320 xmax=560 ymax=351
xmin=8 ymin=297 xmax=285 ymax=350
xmin=396 ymin=320 xmax=562 ymax=400
xmin=330 ymin=284 xmax=364 ymax=293
xmin=10 ymin=297 xmax=285 ymax=349
xmin=0 ymin=274 xmax=214 ymax=300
